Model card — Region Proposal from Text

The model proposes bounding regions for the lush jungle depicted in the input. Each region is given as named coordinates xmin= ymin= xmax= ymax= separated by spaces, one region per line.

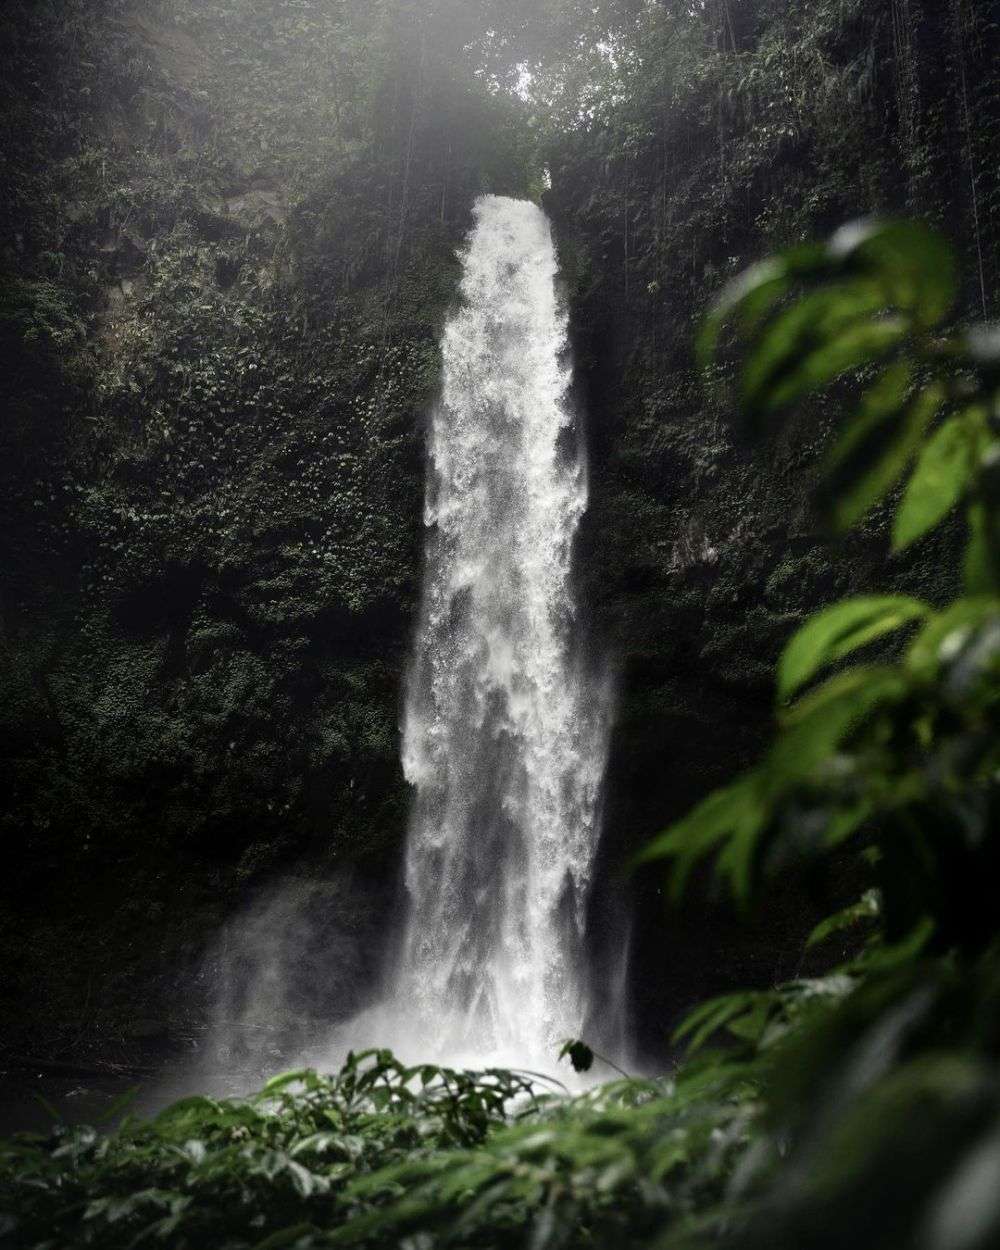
xmin=2 ymin=0 xmax=999 ymax=1246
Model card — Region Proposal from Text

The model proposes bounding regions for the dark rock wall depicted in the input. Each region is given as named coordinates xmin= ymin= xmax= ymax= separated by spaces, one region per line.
xmin=0 ymin=0 xmax=533 ymax=1056
xmin=545 ymin=0 xmax=1000 ymax=1058
xmin=2 ymin=0 xmax=998 ymax=1061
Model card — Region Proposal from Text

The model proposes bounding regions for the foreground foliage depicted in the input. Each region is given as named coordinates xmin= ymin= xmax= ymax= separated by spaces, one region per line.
xmin=4 ymin=222 xmax=999 ymax=1248
xmin=644 ymin=217 xmax=1000 ymax=1248
xmin=0 ymin=1050 xmax=749 ymax=1248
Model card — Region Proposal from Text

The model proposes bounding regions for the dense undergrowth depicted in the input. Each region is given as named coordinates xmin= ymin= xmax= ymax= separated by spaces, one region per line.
xmin=0 ymin=1053 xmax=747 ymax=1248
xmin=4 ymin=222 xmax=999 ymax=1248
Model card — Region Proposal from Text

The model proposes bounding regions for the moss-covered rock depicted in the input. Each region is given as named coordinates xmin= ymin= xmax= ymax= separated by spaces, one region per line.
xmin=0 ymin=0 xmax=534 ymax=1052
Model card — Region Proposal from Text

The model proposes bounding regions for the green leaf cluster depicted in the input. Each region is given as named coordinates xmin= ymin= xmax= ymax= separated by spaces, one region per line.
xmin=649 ymin=222 xmax=1000 ymax=939
xmin=0 ymin=1050 xmax=749 ymax=1249
xmin=633 ymin=220 xmax=1000 ymax=1245
xmin=702 ymin=220 xmax=997 ymax=558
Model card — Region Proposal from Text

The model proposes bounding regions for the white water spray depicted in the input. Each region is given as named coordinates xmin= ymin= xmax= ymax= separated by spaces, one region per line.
xmin=381 ymin=195 xmax=611 ymax=1069
xmin=159 ymin=197 xmax=616 ymax=1107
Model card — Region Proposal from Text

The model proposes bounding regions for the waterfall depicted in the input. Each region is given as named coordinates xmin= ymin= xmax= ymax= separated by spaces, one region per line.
xmin=388 ymin=195 xmax=611 ymax=1069
xmin=203 ymin=195 xmax=616 ymax=1091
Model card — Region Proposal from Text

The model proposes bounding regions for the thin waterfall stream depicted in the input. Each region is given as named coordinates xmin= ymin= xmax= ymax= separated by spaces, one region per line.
xmin=390 ymin=194 xmax=610 ymax=1068
xmin=303 ymin=194 xmax=614 ymax=1076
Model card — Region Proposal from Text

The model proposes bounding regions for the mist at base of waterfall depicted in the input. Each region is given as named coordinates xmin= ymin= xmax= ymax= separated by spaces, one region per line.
xmin=145 ymin=872 xmax=397 ymax=1107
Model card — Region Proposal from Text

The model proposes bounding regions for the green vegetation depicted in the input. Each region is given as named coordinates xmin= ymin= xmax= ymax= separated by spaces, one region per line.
xmin=3 ymin=2 xmax=1000 ymax=1242
xmin=4 ymin=220 xmax=998 ymax=1248
xmin=0 ymin=1050 xmax=748 ymax=1248
xmin=540 ymin=2 xmax=1000 ymax=1037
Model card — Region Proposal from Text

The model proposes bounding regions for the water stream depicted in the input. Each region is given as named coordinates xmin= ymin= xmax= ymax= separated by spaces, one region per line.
xmin=382 ymin=195 xmax=612 ymax=1070
xmin=142 ymin=196 xmax=617 ymax=1108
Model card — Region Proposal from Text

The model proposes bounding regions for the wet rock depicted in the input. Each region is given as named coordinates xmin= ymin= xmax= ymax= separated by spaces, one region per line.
xmin=128 ymin=1019 xmax=169 ymax=1043
xmin=97 ymin=229 xmax=147 ymax=275
xmin=225 ymin=186 xmax=288 ymax=228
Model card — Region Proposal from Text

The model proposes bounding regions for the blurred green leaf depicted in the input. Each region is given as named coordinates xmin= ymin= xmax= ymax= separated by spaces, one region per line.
xmin=829 ymin=219 xmax=957 ymax=327
xmin=908 ymin=599 xmax=1000 ymax=678
xmin=697 ymin=257 xmax=788 ymax=367
xmin=964 ymin=503 xmax=1000 ymax=594
xmin=808 ymin=890 xmax=881 ymax=948
xmin=822 ymin=800 xmax=877 ymax=849
xmin=762 ymin=312 xmax=908 ymax=415
xmin=772 ymin=666 xmax=910 ymax=779
xmin=262 ymin=1070 xmax=314 ymax=1095
xmin=726 ymin=665 xmax=906 ymax=899
xmin=741 ymin=281 xmax=894 ymax=416
xmin=673 ymin=992 xmax=768 ymax=1053
xmin=636 ymin=772 xmax=768 ymax=901
xmin=825 ymin=379 xmax=943 ymax=531
xmin=778 ymin=596 xmax=930 ymax=701
xmin=893 ymin=416 xmax=977 ymax=551
xmin=697 ymin=244 xmax=826 ymax=367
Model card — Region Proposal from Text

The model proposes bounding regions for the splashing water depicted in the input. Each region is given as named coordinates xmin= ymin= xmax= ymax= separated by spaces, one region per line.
xmin=376 ymin=194 xmax=611 ymax=1071
xmin=155 ymin=196 xmax=616 ymax=1108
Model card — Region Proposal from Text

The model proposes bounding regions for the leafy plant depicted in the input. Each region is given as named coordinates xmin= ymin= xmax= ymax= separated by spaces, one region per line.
xmin=645 ymin=221 xmax=1000 ymax=956
xmin=637 ymin=220 xmax=1000 ymax=1247
xmin=0 ymin=1051 xmax=553 ymax=1248
xmin=0 ymin=1050 xmax=751 ymax=1249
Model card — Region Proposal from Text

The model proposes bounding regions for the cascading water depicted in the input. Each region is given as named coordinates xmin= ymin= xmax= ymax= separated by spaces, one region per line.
xmin=164 ymin=195 xmax=617 ymax=1105
xmin=386 ymin=194 xmax=611 ymax=1069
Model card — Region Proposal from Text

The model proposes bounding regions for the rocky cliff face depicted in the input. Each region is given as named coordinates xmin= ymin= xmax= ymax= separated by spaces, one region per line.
xmin=1 ymin=0 xmax=530 ymax=1056
xmin=545 ymin=0 xmax=998 ymax=1056
xmin=2 ymin=0 xmax=997 ymax=1061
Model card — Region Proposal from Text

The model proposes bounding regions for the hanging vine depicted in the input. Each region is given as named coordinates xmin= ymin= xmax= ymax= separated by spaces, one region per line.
xmin=953 ymin=0 xmax=989 ymax=316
